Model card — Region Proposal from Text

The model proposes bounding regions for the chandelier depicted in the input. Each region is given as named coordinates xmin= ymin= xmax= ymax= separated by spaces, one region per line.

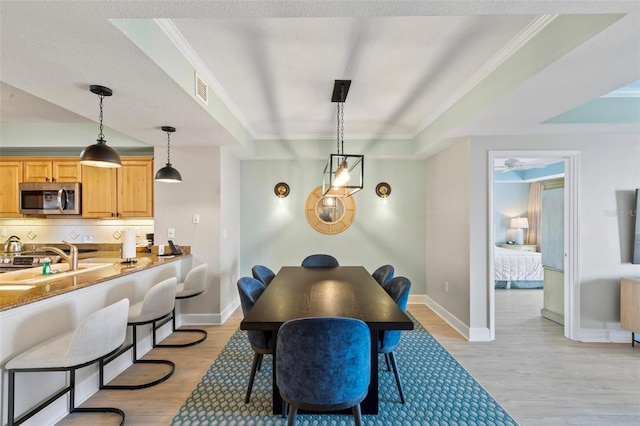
xmin=322 ymin=80 xmax=363 ymax=198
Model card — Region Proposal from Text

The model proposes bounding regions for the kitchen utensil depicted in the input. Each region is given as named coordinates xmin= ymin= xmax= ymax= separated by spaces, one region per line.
xmin=3 ymin=236 xmax=23 ymax=253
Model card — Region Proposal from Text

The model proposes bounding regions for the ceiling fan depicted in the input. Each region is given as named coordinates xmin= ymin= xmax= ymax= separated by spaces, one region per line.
xmin=495 ymin=158 xmax=552 ymax=172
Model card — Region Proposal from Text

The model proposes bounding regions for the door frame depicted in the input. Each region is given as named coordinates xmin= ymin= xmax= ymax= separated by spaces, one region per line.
xmin=488 ymin=150 xmax=580 ymax=340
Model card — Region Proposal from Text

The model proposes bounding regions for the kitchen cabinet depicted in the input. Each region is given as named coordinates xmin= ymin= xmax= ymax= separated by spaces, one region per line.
xmin=0 ymin=160 xmax=23 ymax=217
xmin=82 ymin=157 xmax=153 ymax=218
xmin=23 ymin=159 xmax=81 ymax=182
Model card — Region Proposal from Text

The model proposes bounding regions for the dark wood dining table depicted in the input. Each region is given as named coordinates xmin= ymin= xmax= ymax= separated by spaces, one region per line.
xmin=239 ymin=266 xmax=414 ymax=415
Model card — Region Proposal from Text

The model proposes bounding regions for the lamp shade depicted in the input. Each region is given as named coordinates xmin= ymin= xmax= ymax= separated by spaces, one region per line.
xmin=510 ymin=217 xmax=529 ymax=229
xmin=79 ymin=140 xmax=122 ymax=168
xmin=155 ymin=164 xmax=182 ymax=183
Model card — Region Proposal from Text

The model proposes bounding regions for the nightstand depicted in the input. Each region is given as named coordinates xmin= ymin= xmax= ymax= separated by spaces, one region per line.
xmin=500 ymin=244 xmax=538 ymax=252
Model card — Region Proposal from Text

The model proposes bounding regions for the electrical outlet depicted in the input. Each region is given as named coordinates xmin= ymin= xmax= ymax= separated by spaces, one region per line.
xmin=1 ymin=228 xmax=6 ymax=237
xmin=445 ymin=281 xmax=449 ymax=292
xmin=168 ymin=228 xmax=175 ymax=238
xmin=83 ymin=236 xmax=94 ymax=243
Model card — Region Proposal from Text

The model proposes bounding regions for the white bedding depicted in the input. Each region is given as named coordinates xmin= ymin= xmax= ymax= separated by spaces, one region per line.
xmin=494 ymin=247 xmax=543 ymax=281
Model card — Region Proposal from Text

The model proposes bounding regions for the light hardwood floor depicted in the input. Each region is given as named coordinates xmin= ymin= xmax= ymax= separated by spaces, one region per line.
xmin=59 ymin=290 xmax=639 ymax=425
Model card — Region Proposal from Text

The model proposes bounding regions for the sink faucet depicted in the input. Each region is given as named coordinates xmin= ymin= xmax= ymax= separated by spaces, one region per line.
xmin=37 ymin=241 xmax=79 ymax=271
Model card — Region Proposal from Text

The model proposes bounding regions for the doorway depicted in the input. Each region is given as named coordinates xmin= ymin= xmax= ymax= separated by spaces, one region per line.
xmin=488 ymin=150 xmax=579 ymax=341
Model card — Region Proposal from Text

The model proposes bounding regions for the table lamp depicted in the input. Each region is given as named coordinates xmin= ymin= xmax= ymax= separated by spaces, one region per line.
xmin=510 ymin=217 xmax=529 ymax=245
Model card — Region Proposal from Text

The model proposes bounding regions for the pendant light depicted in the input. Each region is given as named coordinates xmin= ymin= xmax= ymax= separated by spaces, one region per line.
xmin=79 ymin=85 xmax=122 ymax=168
xmin=322 ymin=80 xmax=363 ymax=198
xmin=155 ymin=126 xmax=182 ymax=183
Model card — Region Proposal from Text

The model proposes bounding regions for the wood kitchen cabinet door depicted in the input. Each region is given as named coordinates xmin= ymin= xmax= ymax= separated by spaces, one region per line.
xmin=52 ymin=160 xmax=82 ymax=182
xmin=23 ymin=159 xmax=81 ymax=182
xmin=118 ymin=159 xmax=154 ymax=217
xmin=81 ymin=165 xmax=118 ymax=217
xmin=0 ymin=160 xmax=23 ymax=217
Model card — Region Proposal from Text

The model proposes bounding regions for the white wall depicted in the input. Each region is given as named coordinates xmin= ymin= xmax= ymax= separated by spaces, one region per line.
xmin=240 ymin=159 xmax=427 ymax=294
xmin=154 ymin=145 xmax=238 ymax=324
xmin=219 ymin=149 xmax=241 ymax=319
xmin=425 ymin=139 xmax=471 ymax=329
xmin=427 ymin=134 xmax=640 ymax=341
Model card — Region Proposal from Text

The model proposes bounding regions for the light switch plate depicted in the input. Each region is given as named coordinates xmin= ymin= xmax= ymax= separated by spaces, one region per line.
xmin=168 ymin=228 xmax=175 ymax=238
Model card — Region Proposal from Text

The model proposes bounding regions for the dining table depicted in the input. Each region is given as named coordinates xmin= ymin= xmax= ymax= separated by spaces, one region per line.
xmin=239 ymin=266 xmax=414 ymax=415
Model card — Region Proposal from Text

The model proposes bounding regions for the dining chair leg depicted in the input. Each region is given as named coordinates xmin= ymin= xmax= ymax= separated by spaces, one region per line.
xmin=388 ymin=351 xmax=406 ymax=404
xmin=287 ymin=404 xmax=297 ymax=426
xmin=352 ymin=404 xmax=363 ymax=426
xmin=245 ymin=353 xmax=262 ymax=403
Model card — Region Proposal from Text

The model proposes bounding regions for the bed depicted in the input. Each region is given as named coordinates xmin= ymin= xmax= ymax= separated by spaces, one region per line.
xmin=494 ymin=246 xmax=544 ymax=289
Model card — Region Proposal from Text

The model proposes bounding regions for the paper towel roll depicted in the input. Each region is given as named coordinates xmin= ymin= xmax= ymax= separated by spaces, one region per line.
xmin=122 ymin=229 xmax=137 ymax=259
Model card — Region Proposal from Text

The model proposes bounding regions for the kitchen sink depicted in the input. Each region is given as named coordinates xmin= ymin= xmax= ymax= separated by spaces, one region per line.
xmin=0 ymin=263 xmax=114 ymax=284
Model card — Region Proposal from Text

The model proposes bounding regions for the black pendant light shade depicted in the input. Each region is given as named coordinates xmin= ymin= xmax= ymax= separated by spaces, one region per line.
xmin=155 ymin=126 xmax=182 ymax=183
xmin=79 ymin=85 xmax=122 ymax=168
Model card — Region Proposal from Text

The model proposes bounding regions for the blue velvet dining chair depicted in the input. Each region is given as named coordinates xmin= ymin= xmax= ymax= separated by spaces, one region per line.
xmin=379 ymin=276 xmax=411 ymax=404
xmin=372 ymin=264 xmax=395 ymax=285
xmin=237 ymin=277 xmax=274 ymax=403
xmin=301 ymin=254 xmax=339 ymax=268
xmin=251 ymin=264 xmax=276 ymax=287
xmin=276 ymin=317 xmax=370 ymax=426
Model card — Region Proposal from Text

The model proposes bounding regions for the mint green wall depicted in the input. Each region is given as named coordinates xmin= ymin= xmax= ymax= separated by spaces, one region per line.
xmin=240 ymin=159 xmax=426 ymax=294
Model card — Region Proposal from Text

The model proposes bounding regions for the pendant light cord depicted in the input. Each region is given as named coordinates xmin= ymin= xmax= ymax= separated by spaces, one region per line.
xmin=340 ymin=101 xmax=344 ymax=157
xmin=97 ymin=94 xmax=105 ymax=142
xmin=166 ymin=131 xmax=172 ymax=165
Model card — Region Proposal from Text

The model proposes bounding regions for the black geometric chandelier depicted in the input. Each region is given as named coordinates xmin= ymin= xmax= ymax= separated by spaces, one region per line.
xmin=154 ymin=126 xmax=182 ymax=183
xmin=79 ymin=85 xmax=122 ymax=168
xmin=322 ymin=80 xmax=364 ymax=198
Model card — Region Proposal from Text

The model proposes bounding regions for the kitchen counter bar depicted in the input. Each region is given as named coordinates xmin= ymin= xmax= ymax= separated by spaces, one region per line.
xmin=0 ymin=252 xmax=189 ymax=312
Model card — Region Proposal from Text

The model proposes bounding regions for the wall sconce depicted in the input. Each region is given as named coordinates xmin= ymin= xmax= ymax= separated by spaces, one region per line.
xmin=274 ymin=182 xmax=290 ymax=198
xmin=510 ymin=217 xmax=529 ymax=244
xmin=375 ymin=182 xmax=391 ymax=200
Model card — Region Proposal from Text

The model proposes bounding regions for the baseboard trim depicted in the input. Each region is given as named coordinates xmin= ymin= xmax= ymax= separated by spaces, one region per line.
xmin=422 ymin=295 xmax=472 ymax=341
xmin=579 ymin=328 xmax=632 ymax=343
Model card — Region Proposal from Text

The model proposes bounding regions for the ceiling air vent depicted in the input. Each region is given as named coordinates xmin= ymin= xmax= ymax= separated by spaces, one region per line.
xmin=194 ymin=71 xmax=208 ymax=105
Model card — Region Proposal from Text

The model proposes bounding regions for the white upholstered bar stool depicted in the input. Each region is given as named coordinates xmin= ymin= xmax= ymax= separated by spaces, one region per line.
xmin=156 ymin=263 xmax=208 ymax=347
xmin=100 ymin=277 xmax=177 ymax=390
xmin=6 ymin=298 xmax=130 ymax=426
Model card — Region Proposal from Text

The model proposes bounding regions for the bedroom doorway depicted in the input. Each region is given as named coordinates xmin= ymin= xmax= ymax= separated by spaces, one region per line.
xmin=488 ymin=150 xmax=579 ymax=341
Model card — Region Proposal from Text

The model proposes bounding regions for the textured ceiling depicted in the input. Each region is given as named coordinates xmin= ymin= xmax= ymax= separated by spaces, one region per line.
xmin=0 ymin=1 xmax=638 ymax=159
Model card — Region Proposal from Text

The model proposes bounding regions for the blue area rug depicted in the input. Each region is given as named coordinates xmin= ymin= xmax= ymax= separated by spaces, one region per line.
xmin=170 ymin=314 xmax=518 ymax=425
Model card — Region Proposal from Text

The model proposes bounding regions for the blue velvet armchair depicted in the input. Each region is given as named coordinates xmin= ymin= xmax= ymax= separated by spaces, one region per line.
xmin=237 ymin=277 xmax=274 ymax=403
xmin=301 ymin=254 xmax=339 ymax=268
xmin=379 ymin=276 xmax=411 ymax=403
xmin=372 ymin=264 xmax=395 ymax=285
xmin=276 ymin=317 xmax=370 ymax=425
xmin=251 ymin=264 xmax=276 ymax=287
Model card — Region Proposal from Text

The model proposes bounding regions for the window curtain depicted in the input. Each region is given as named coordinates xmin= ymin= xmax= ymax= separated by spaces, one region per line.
xmin=526 ymin=182 xmax=542 ymax=246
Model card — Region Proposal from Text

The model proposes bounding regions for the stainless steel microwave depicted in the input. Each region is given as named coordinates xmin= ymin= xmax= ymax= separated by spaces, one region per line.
xmin=19 ymin=182 xmax=81 ymax=215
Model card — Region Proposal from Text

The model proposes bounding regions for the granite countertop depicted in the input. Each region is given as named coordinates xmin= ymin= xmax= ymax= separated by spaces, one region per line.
xmin=0 ymin=252 xmax=190 ymax=312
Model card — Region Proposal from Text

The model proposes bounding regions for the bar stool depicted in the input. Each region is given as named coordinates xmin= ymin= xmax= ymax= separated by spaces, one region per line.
xmin=6 ymin=298 xmax=129 ymax=426
xmin=100 ymin=277 xmax=177 ymax=390
xmin=156 ymin=263 xmax=209 ymax=347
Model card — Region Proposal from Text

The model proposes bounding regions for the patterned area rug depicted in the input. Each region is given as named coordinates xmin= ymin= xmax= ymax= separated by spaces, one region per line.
xmin=170 ymin=314 xmax=518 ymax=425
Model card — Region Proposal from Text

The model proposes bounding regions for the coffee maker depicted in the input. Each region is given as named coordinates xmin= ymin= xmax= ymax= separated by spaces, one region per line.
xmin=144 ymin=233 xmax=154 ymax=253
